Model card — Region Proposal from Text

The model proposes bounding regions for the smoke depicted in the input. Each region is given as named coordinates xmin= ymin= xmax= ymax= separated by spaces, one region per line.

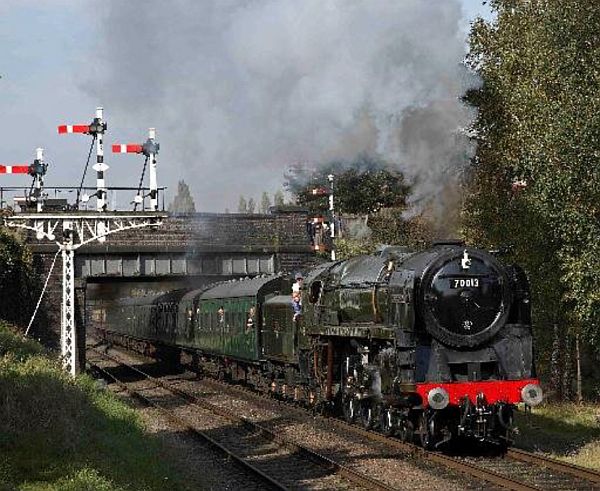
xmin=85 ymin=0 xmax=476 ymax=213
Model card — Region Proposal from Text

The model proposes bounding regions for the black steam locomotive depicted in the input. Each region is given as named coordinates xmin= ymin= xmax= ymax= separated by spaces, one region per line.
xmin=99 ymin=241 xmax=542 ymax=448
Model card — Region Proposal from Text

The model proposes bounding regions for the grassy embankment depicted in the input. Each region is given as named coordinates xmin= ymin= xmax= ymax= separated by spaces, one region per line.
xmin=516 ymin=403 xmax=600 ymax=469
xmin=0 ymin=322 xmax=183 ymax=491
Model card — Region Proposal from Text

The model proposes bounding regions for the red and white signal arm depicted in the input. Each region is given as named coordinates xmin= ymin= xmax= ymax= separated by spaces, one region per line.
xmin=57 ymin=125 xmax=90 ymax=134
xmin=112 ymin=144 xmax=143 ymax=154
xmin=0 ymin=165 xmax=30 ymax=174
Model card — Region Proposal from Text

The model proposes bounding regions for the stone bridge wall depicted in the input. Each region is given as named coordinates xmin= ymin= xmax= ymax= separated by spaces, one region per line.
xmin=26 ymin=209 xmax=321 ymax=351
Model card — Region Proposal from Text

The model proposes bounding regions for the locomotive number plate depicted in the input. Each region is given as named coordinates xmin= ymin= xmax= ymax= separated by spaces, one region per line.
xmin=450 ymin=278 xmax=480 ymax=288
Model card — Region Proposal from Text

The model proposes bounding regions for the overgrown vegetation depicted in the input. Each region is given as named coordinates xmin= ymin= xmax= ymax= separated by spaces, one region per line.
xmin=463 ymin=0 xmax=600 ymax=399
xmin=0 ymin=227 xmax=40 ymax=328
xmin=0 ymin=322 xmax=182 ymax=490
xmin=517 ymin=403 xmax=600 ymax=469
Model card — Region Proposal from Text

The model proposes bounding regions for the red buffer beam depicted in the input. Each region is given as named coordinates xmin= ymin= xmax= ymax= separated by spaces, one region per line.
xmin=57 ymin=125 xmax=90 ymax=134
xmin=111 ymin=144 xmax=143 ymax=154
xmin=0 ymin=165 xmax=30 ymax=174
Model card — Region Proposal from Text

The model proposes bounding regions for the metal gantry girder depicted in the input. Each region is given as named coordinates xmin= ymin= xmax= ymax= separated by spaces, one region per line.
xmin=4 ymin=212 xmax=164 ymax=376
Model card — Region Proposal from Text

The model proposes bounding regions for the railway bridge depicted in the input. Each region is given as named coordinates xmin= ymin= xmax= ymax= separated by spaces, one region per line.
xmin=25 ymin=208 xmax=317 ymax=363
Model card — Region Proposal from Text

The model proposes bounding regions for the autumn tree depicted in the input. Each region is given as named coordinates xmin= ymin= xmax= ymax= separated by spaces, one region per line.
xmin=464 ymin=0 xmax=600 ymax=399
xmin=168 ymin=180 xmax=196 ymax=213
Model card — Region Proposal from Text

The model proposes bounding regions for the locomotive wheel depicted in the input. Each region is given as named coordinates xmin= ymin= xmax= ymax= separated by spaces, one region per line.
xmin=342 ymin=396 xmax=357 ymax=423
xmin=418 ymin=412 xmax=436 ymax=449
xmin=359 ymin=401 xmax=374 ymax=430
xmin=379 ymin=408 xmax=395 ymax=436
xmin=397 ymin=419 xmax=414 ymax=443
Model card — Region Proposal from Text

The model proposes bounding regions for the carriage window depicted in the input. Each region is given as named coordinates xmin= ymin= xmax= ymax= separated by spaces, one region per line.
xmin=309 ymin=281 xmax=322 ymax=304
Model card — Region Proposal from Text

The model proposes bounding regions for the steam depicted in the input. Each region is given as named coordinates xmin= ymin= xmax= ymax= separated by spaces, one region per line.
xmin=85 ymin=0 xmax=476 ymax=214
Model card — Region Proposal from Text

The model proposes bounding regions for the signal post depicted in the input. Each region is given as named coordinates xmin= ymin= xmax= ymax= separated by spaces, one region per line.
xmin=3 ymin=107 xmax=165 ymax=376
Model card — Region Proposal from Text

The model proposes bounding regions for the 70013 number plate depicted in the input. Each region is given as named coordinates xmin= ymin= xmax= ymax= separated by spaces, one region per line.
xmin=450 ymin=278 xmax=480 ymax=289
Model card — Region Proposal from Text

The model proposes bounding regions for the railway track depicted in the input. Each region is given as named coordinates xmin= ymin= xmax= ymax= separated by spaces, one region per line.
xmin=195 ymin=375 xmax=600 ymax=491
xmin=88 ymin=346 xmax=399 ymax=491
xmin=88 ymin=342 xmax=600 ymax=490
xmin=201 ymin=376 xmax=600 ymax=491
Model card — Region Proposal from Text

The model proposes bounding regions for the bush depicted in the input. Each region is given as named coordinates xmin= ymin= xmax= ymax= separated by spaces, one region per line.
xmin=0 ymin=229 xmax=39 ymax=327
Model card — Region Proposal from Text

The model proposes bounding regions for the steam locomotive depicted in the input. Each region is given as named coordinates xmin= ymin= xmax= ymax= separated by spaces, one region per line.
xmin=99 ymin=241 xmax=542 ymax=449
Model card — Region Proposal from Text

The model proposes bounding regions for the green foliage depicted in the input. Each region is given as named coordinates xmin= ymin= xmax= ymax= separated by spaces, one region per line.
xmin=0 ymin=323 xmax=181 ymax=490
xmin=19 ymin=467 xmax=120 ymax=491
xmin=464 ymin=1 xmax=600 ymax=355
xmin=0 ymin=228 xmax=39 ymax=328
xmin=369 ymin=208 xmax=435 ymax=251
xmin=237 ymin=195 xmax=247 ymax=213
xmin=260 ymin=192 xmax=271 ymax=214
xmin=285 ymin=155 xmax=410 ymax=215
xmin=334 ymin=237 xmax=377 ymax=260
xmin=0 ymin=322 xmax=45 ymax=360
xmin=168 ymin=180 xmax=196 ymax=213
xmin=515 ymin=403 xmax=600 ymax=469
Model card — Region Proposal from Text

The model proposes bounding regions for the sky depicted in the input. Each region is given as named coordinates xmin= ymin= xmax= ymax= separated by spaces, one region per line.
xmin=0 ymin=0 xmax=493 ymax=212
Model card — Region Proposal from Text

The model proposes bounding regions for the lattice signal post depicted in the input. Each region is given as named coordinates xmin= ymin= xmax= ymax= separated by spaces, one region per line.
xmin=5 ymin=212 xmax=165 ymax=376
xmin=2 ymin=107 xmax=166 ymax=376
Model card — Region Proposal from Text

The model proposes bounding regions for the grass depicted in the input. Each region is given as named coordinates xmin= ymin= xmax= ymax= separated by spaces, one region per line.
xmin=0 ymin=322 xmax=183 ymax=490
xmin=515 ymin=402 xmax=600 ymax=469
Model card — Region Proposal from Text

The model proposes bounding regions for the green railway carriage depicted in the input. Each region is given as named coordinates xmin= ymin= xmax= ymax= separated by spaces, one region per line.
xmin=193 ymin=275 xmax=287 ymax=360
xmin=106 ymin=290 xmax=189 ymax=346
xmin=104 ymin=275 xmax=294 ymax=364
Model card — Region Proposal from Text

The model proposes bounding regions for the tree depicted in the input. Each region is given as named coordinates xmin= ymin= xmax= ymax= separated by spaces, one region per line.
xmin=284 ymin=155 xmax=426 ymax=253
xmin=273 ymin=190 xmax=285 ymax=207
xmin=237 ymin=196 xmax=247 ymax=213
xmin=464 ymin=0 xmax=600 ymax=397
xmin=284 ymin=155 xmax=410 ymax=215
xmin=247 ymin=197 xmax=256 ymax=214
xmin=260 ymin=192 xmax=271 ymax=214
xmin=168 ymin=180 xmax=196 ymax=213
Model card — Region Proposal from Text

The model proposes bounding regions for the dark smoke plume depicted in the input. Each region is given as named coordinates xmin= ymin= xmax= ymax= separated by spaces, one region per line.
xmin=85 ymin=0 xmax=476 ymax=214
